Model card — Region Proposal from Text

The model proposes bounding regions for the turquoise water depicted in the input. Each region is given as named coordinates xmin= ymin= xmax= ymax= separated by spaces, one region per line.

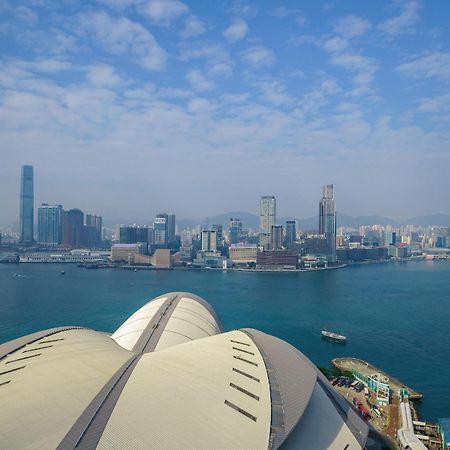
xmin=1 ymin=261 xmax=449 ymax=421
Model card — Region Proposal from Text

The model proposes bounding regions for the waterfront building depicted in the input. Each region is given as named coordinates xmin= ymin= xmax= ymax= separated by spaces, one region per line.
xmin=285 ymin=220 xmax=296 ymax=248
xmin=166 ymin=214 xmax=176 ymax=244
xmin=119 ymin=226 xmax=138 ymax=244
xmin=259 ymin=196 xmax=276 ymax=249
xmin=111 ymin=243 xmax=144 ymax=262
xmin=319 ymin=184 xmax=337 ymax=262
xmin=150 ymin=249 xmax=172 ymax=268
xmin=62 ymin=209 xmax=84 ymax=248
xmin=19 ymin=165 xmax=34 ymax=245
xmin=0 ymin=292 xmax=370 ymax=448
xmin=85 ymin=214 xmax=102 ymax=246
xmin=256 ymin=250 xmax=298 ymax=269
xmin=37 ymin=204 xmax=63 ymax=245
xmin=229 ymin=217 xmax=243 ymax=244
xmin=211 ymin=224 xmax=223 ymax=246
xmin=229 ymin=244 xmax=257 ymax=265
xmin=201 ymin=229 xmax=217 ymax=251
xmin=153 ymin=216 xmax=167 ymax=246
xmin=271 ymin=225 xmax=283 ymax=250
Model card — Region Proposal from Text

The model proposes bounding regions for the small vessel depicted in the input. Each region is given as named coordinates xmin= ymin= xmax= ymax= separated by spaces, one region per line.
xmin=60 ymin=270 xmax=65 ymax=275
xmin=321 ymin=330 xmax=346 ymax=343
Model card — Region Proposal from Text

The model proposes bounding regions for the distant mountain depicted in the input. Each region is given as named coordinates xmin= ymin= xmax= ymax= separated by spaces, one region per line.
xmin=402 ymin=213 xmax=450 ymax=227
xmin=103 ymin=212 xmax=450 ymax=231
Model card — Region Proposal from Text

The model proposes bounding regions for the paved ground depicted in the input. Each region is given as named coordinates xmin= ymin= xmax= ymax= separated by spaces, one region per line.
xmin=332 ymin=357 xmax=422 ymax=399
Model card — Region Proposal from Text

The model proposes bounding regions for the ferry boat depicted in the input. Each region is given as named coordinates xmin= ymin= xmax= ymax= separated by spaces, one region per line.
xmin=321 ymin=330 xmax=347 ymax=343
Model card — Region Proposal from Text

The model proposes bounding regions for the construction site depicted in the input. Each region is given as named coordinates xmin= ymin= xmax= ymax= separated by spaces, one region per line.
xmin=331 ymin=358 xmax=448 ymax=450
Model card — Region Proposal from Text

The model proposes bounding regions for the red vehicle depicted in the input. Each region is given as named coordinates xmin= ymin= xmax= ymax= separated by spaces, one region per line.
xmin=358 ymin=404 xmax=371 ymax=419
xmin=353 ymin=397 xmax=362 ymax=407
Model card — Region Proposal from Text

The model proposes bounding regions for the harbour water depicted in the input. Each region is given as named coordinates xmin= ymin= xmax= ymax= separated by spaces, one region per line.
xmin=0 ymin=260 xmax=449 ymax=421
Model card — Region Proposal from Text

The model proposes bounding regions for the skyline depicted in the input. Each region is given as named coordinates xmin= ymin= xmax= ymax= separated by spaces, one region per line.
xmin=1 ymin=1 xmax=450 ymax=223
xmin=4 ymin=165 xmax=450 ymax=230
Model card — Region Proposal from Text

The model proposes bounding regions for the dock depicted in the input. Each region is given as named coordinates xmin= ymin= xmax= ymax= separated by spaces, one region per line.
xmin=332 ymin=357 xmax=423 ymax=400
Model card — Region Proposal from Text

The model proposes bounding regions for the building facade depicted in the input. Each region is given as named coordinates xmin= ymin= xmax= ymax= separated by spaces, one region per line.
xmin=285 ymin=220 xmax=297 ymax=248
xmin=319 ymin=184 xmax=337 ymax=262
xmin=201 ymin=230 xmax=217 ymax=251
xmin=229 ymin=217 xmax=243 ymax=244
xmin=62 ymin=209 xmax=84 ymax=248
xmin=19 ymin=165 xmax=34 ymax=245
xmin=271 ymin=225 xmax=283 ymax=250
xmin=37 ymin=204 xmax=63 ymax=245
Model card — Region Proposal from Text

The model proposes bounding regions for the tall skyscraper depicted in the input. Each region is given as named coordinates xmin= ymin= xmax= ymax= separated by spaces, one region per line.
xmin=19 ymin=165 xmax=34 ymax=245
xmin=285 ymin=220 xmax=297 ymax=248
xmin=38 ymin=204 xmax=63 ymax=245
xmin=62 ymin=209 xmax=84 ymax=248
xmin=271 ymin=225 xmax=283 ymax=250
xmin=166 ymin=214 xmax=176 ymax=244
xmin=229 ymin=218 xmax=242 ymax=244
xmin=201 ymin=230 xmax=217 ymax=251
xmin=259 ymin=196 xmax=276 ymax=250
xmin=319 ymin=184 xmax=337 ymax=262
xmin=211 ymin=224 xmax=223 ymax=246
xmin=154 ymin=216 xmax=167 ymax=246
xmin=85 ymin=214 xmax=102 ymax=247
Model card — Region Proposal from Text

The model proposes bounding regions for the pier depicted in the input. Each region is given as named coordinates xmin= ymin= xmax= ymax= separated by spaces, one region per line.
xmin=332 ymin=357 xmax=423 ymax=400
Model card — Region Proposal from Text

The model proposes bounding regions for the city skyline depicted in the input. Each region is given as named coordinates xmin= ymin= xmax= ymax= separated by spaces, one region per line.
xmin=1 ymin=1 xmax=450 ymax=224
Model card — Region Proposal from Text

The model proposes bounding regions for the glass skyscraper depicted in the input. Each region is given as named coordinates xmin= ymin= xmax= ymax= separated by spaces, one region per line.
xmin=319 ymin=184 xmax=337 ymax=262
xmin=20 ymin=165 xmax=34 ymax=244
xmin=259 ymin=196 xmax=276 ymax=250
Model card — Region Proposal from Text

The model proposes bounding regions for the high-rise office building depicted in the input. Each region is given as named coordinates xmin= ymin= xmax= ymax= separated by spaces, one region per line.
xmin=319 ymin=184 xmax=336 ymax=262
xmin=259 ymin=196 xmax=276 ymax=250
xmin=19 ymin=165 xmax=34 ymax=244
xmin=285 ymin=220 xmax=297 ymax=248
xmin=38 ymin=204 xmax=63 ymax=245
xmin=62 ymin=209 xmax=84 ymax=248
xmin=271 ymin=225 xmax=283 ymax=250
xmin=154 ymin=217 xmax=167 ymax=246
xmin=166 ymin=214 xmax=176 ymax=244
xmin=201 ymin=230 xmax=217 ymax=251
xmin=120 ymin=226 xmax=138 ymax=244
xmin=211 ymin=224 xmax=223 ymax=246
xmin=229 ymin=218 xmax=242 ymax=244
xmin=85 ymin=214 xmax=102 ymax=247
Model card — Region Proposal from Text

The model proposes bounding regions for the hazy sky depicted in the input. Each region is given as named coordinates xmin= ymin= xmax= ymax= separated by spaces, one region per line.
xmin=1 ymin=0 xmax=450 ymax=224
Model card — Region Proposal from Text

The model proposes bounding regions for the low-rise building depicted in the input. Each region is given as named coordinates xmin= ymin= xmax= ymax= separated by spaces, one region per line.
xmin=256 ymin=250 xmax=298 ymax=270
xmin=111 ymin=243 xmax=144 ymax=263
xmin=229 ymin=244 xmax=258 ymax=265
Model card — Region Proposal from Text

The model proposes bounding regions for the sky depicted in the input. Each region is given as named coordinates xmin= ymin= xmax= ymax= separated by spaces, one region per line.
xmin=1 ymin=0 xmax=450 ymax=224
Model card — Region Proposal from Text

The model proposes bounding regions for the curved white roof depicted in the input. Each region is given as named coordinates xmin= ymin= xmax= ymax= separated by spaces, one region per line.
xmin=111 ymin=292 xmax=223 ymax=352
xmin=0 ymin=292 xmax=369 ymax=450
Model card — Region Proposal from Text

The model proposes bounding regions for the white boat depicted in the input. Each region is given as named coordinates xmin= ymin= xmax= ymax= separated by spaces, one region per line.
xmin=321 ymin=330 xmax=347 ymax=343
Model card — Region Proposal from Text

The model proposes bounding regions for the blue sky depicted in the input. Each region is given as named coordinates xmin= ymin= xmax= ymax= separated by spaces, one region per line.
xmin=1 ymin=0 xmax=450 ymax=223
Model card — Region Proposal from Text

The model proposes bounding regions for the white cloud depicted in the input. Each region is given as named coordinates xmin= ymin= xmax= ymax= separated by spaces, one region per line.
xmin=80 ymin=11 xmax=166 ymax=71
xmin=179 ymin=41 xmax=232 ymax=74
xmin=241 ymin=46 xmax=276 ymax=69
xmin=334 ymin=15 xmax=371 ymax=38
xmin=396 ymin=52 xmax=450 ymax=80
xmin=208 ymin=63 xmax=233 ymax=77
xmin=86 ymin=65 xmax=121 ymax=87
xmin=257 ymin=80 xmax=293 ymax=106
xmin=181 ymin=15 xmax=206 ymax=38
xmin=186 ymin=69 xmax=215 ymax=91
xmin=418 ymin=93 xmax=450 ymax=113
xmin=273 ymin=7 xmax=306 ymax=26
xmin=223 ymin=18 xmax=249 ymax=41
xmin=331 ymin=52 xmax=377 ymax=95
xmin=142 ymin=0 xmax=188 ymax=25
xmin=323 ymin=36 xmax=348 ymax=53
xmin=378 ymin=0 xmax=420 ymax=35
